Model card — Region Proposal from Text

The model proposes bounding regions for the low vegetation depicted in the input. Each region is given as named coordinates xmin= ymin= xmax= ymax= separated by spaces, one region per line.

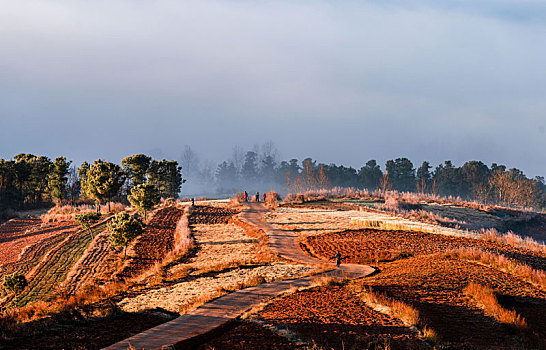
xmin=463 ymin=282 xmax=527 ymax=329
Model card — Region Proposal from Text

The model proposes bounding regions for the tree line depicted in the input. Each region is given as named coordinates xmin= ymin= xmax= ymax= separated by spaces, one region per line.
xmin=193 ymin=143 xmax=544 ymax=209
xmin=0 ymin=154 xmax=183 ymax=212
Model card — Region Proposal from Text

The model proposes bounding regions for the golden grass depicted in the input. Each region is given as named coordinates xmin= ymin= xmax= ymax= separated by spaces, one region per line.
xmin=480 ymin=228 xmax=546 ymax=254
xmin=41 ymin=203 xmax=127 ymax=223
xmin=350 ymin=284 xmax=419 ymax=328
xmin=463 ymin=282 xmax=527 ymax=329
xmin=446 ymin=248 xmax=546 ymax=288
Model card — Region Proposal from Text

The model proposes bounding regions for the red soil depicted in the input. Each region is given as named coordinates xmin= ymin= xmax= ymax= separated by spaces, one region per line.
xmin=0 ymin=219 xmax=79 ymax=276
xmin=1 ymin=310 xmax=176 ymax=350
xmin=252 ymin=285 xmax=425 ymax=350
xmin=0 ymin=218 xmax=79 ymax=265
xmin=197 ymin=321 xmax=303 ymax=350
xmin=303 ymin=229 xmax=546 ymax=271
xmin=362 ymin=255 xmax=546 ymax=348
xmin=189 ymin=205 xmax=238 ymax=225
xmin=118 ymin=207 xmax=184 ymax=277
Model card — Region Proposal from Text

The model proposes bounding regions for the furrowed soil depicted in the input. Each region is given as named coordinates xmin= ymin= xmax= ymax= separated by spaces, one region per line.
xmin=197 ymin=320 xmax=304 ymax=350
xmin=61 ymin=227 xmax=119 ymax=295
xmin=189 ymin=205 xmax=239 ymax=225
xmin=360 ymin=255 xmax=546 ymax=348
xmin=7 ymin=221 xmax=108 ymax=307
xmin=302 ymin=229 xmax=546 ymax=271
xmin=244 ymin=285 xmax=425 ymax=350
xmin=118 ymin=206 xmax=184 ymax=277
xmin=0 ymin=218 xmax=77 ymax=265
xmin=1 ymin=310 xmax=177 ymax=350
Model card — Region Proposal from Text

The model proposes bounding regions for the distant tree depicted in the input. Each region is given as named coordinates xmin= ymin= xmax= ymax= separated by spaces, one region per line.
xmin=180 ymin=146 xmax=200 ymax=179
xmin=433 ymin=161 xmax=461 ymax=196
xmin=108 ymin=213 xmax=143 ymax=258
xmin=122 ymin=154 xmax=152 ymax=191
xmin=128 ymin=183 xmax=160 ymax=220
xmin=47 ymin=157 xmax=72 ymax=204
xmin=301 ymin=158 xmax=318 ymax=191
xmin=75 ymin=212 xmax=101 ymax=238
xmin=80 ymin=160 xmax=125 ymax=212
xmin=14 ymin=154 xmax=53 ymax=205
xmin=416 ymin=161 xmax=432 ymax=194
xmin=461 ymin=161 xmax=490 ymax=200
xmin=260 ymin=155 xmax=277 ymax=184
xmin=241 ymin=151 xmax=259 ymax=183
xmin=216 ymin=161 xmax=238 ymax=191
xmin=147 ymin=160 xmax=184 ymax=198
xmin=66 ymin=166 xmax=80 ymax=205
xmin=317 ymin=164 xmax=331 ymax=190
xmin=3 ymin=272 xmax=28 ymax=295
xmin=385 ymin=158 xmax=415 ymax=192
xmin=359 ymin=160 xmax=383 ymax=190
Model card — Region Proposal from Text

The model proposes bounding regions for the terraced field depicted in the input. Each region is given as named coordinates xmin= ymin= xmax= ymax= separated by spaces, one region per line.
xmin=61 ymin=226 xmax=119 ymax=295
xmin=303 ymin=229 xmax=546 ymax=271
xmin=7 ymin=221 xmax=108 ymax=307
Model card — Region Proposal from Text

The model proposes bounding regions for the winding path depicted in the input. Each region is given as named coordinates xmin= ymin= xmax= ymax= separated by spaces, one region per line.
xmin=104 ymin=203 xmax=375 ymax=350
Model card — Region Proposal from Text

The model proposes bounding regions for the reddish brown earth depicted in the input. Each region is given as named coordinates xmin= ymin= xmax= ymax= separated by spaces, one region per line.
xmin=189 ymin=205 xmax=238 ymax=225
xmin=303 ymin=229 xmax=546 ymax=271
xmin=0 ymin=218 xmax=78 ymax=265
xmin=361 ymin=255 xmax=546 ymax=348
xmin=248 ymin=285 xmax=425 ymax=350
xmin=0 ymin=219 xmax=79 ymax=284
xmin=1 ymin=310 xmax=176 ymax=350
xmin=197 ymin=321 xmax=303 ymax=350
xmin=118 ymin=207 xmax=184 ymax=277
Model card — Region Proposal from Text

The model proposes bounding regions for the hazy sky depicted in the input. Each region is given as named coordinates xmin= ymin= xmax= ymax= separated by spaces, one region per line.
xmin=1 ymin=0 xmax=545 ymax=177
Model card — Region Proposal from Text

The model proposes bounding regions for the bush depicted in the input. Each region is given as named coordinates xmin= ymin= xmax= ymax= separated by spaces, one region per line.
xmin=75 ymin=212 xmax=101 ymax=237
xmin=265 ymin=191 xmax=281 ymax=208
xmin=3 ymin=273 xmax=28 ymax=295
xmin=108 ymin=213 xmax=144 ymax=257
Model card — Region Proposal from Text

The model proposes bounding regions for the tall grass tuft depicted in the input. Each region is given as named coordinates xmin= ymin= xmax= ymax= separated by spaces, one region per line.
xmin=463 ymin=282 xmax=527 ymax=329
xmin=446 ymin=248 xmax=546 ymax=287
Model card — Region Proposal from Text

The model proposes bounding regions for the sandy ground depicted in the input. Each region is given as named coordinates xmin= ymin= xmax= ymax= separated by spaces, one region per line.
xmin=118 ymin=263 xmax=314 ymax=313
xmin=265 ymin=207 xmax=468 ymax=239
xmin=119 ymin=219 xmax=315 ymax=314
xmin=188 ymin=223 xmax=259 ymax=270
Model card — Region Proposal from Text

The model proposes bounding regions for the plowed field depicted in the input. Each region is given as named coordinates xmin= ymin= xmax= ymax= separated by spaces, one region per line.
xmin=360 ymin=255 xmax=546 ymax=348
xmin=119 ymin=207 xmax=184 ymax=277
xmin=248 ymin=285 xmax=425 ymax=350
xmin=189 ymin=205 xmax=238 ymax=225
xmin=303 ymin=229 xmax=546 ymax=271
xmin=9 ymin=221 xmax=108 ymax=306
xmin=0 ymin=218 xmax=76 ymax=265
xmin=62 ymin=227 xmax=119 ymax=295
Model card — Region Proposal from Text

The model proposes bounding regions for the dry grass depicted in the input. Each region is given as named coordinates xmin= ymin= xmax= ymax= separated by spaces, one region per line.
xmin=463 ymin=282 xmax=527 ymax=329
xmin=0 ymin=279 xmax=130 ymax=333
xmin=480 ymin=228 xmax=546 ymax=254
xmin=446 ymin=248 xmax=546 ymax=288
xmin=118 ymin=263 xmax=314 ymax=314
xmin=356 ymin=286 xmax=420 ymax=328
xmin=41 ymin=203 xmax=127 ymax=223
xmin=265 ymin=191 xmax=281 ymax=209
xmin=162 ymin=208 xmax=194 ymax=265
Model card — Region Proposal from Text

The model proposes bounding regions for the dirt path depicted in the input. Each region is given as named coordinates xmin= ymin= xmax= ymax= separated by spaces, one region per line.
xmin=104 ymin=203 xmax=375 ymax=350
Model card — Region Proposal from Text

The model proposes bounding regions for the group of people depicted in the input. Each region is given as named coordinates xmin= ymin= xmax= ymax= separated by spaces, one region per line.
xmin=243 ymin=191 xmax=266 ymax=202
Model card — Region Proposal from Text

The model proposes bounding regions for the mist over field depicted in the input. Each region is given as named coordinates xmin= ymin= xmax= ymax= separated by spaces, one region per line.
xmin=1 ymin=0 xmax=545 ymax=177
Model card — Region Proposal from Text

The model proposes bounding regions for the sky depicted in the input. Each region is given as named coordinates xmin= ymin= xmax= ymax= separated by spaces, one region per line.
xmin=1 ymin=0 xmax=545 ymax=177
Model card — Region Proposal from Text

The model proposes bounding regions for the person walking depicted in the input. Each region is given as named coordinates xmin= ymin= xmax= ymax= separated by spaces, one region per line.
xmin=263 ymin=192 xmax=266 ymax=202
xmin=244 ymin=191 xmax=248 ymax=202
xmin=332 ymin=251 xmax=342 ymax=267
xmin=255 ymin=192 xmax=260 ymax=202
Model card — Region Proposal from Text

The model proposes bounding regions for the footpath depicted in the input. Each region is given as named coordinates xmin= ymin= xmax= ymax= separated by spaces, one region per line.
xmin=104 ymin=203 xmax=375 ymax=350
